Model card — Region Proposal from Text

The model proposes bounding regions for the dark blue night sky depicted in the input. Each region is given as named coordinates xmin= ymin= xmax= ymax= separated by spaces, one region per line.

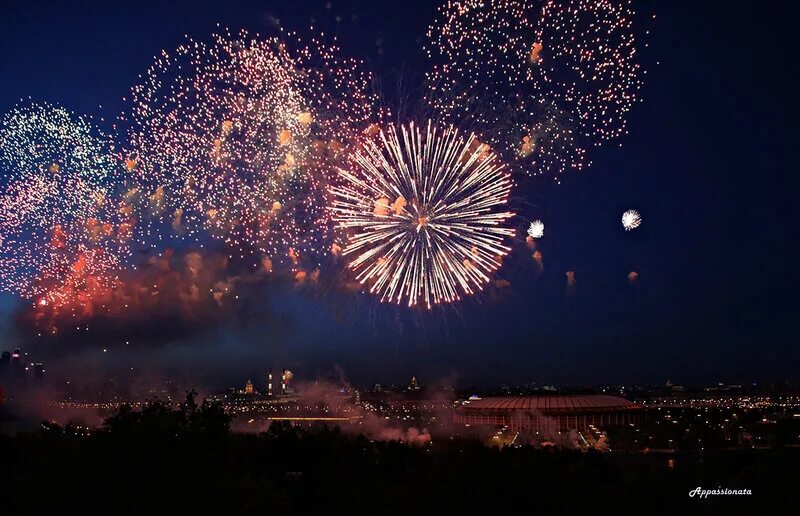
xmin=0 ymin=0 xmax=797 ymax=388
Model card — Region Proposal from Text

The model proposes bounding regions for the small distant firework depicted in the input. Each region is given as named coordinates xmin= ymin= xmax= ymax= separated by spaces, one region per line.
xmin=330 ymin=121 xmax=515 ymax=308
xmin=565 ymin=270 xmax=577 ymax=295
xmin=527 ymin=219 xmax=545 ymax=239
xmin=0 ymin=102 xmax=129 ymax=306
xmin=621 ymin=209 xmax=642 ymax=231
xmin=532 ymin=250 xmax=543 ymax=269
xmin=425 ymin=0 xmax=644 ymax=178
xmin=122 ymin=27 xmax=377 ymax=268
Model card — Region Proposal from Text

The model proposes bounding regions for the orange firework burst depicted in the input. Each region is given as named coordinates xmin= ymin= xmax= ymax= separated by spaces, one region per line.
xmin=0 ymin=102 xmax=130 ymax=308
xmin=121 ymin=27 xmax=378 ymax=268
xmin=426 ymin=0 xmax=646 ymax=179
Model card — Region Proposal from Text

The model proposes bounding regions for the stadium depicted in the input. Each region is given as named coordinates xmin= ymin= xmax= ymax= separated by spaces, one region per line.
xmin=454 ymin=395 xmax=642 ymax=433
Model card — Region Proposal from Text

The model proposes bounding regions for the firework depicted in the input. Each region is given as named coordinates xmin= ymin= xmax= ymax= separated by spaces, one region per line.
xmin=527 ymin=219 xmax=545 ymax=239
xmin=121 ymin=27 xmax=377 ymax=268
xmin=621 ymin=209 xmax=642 ymax=231
xmin=425 ymin=0 xmax=644 ymax=179
xmin=330 ymin=121 xmax=515 ymax=308
xmin=0 ymin=102 xmax=129 ymax=307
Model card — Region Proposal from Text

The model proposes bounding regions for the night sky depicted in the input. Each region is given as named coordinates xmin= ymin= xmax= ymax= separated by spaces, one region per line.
xmin=0 ymin=0 xmax=797 ymax=388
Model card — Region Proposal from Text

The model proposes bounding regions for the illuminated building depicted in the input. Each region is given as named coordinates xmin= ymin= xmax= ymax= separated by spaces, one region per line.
xmin=280 ymin=369 xmax=293 ymax=395
xmin=408 ymin=377 xmax=420 ymax=392
xmin=455 ymin=395 xmax=642 ymax=433
xmin=267 ymin=369 xmax=273 ymax=396
xmin=666 ymin=379 xmax=687 ymax=393
xmin=1 ymin=349 xmax=25 ymax=382
xmin=244 ymin=379 xmax=254 ymax=395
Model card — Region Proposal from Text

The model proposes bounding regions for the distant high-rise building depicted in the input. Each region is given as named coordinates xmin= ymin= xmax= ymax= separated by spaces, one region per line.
xmin=8 ymin=349 xmax=24 ymax=380
xmin=0 ymin=351 xmax=9 ymax=383
xmin=245 ymin=379 xmax=254 ymax=395
xmin=282 ymin=370 xmax=294 ymax=394
xmin=267 ymin=369 xmax=273 ymax=396
xmin=408 ymin=377 xmax=420 ymax=392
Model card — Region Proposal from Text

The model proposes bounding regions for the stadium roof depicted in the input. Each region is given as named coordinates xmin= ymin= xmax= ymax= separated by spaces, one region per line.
xmin=459 ymin=395 xmax=640 ymax=413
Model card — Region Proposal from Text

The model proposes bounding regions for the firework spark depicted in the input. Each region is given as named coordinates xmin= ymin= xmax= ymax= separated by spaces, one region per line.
xmin=621 ymin=209 xmax=642 ymax=231
xmin=121 ymin=27 xmax=377 ymax=268
xmin=330 ymin=121 xmax=515 ymax=308
xmin=0 ymin=102 xmax=130 ymax=308
xmin=527 ymin=219 xmax=545 ymax=239
xmin=425 ymin=0 xmax=645 ymax=179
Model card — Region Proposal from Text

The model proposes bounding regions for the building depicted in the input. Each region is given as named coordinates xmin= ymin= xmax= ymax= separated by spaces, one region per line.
xmin=280 ymin=370 xmax=293 ymax=395
xmin=454 ymin=395 xmax=642 ymax=433
xmin=1 ymin=349 xmax=27 ymax=384
xmin=407 ymin=377 xmax=420 ymax=392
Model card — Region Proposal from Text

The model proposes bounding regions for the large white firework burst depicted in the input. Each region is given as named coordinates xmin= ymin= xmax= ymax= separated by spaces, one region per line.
xmin=330 ymin=121 xmax=515 ymax=308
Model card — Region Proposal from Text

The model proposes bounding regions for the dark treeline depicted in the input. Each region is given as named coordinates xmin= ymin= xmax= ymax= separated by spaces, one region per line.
xmin=0 ymin=393 xmax=796 ymax=515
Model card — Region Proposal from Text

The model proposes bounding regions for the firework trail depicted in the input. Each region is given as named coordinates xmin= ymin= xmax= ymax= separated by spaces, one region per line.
xmin=121 ymin=27 xmax=378 ymax=269
xmin=425 ymin=0 xmax=645 ymax=179
xmin=330 ymin=121 xmax=515 ymax=308
xmin=0 ymin=102 xmax=131 ymax=310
